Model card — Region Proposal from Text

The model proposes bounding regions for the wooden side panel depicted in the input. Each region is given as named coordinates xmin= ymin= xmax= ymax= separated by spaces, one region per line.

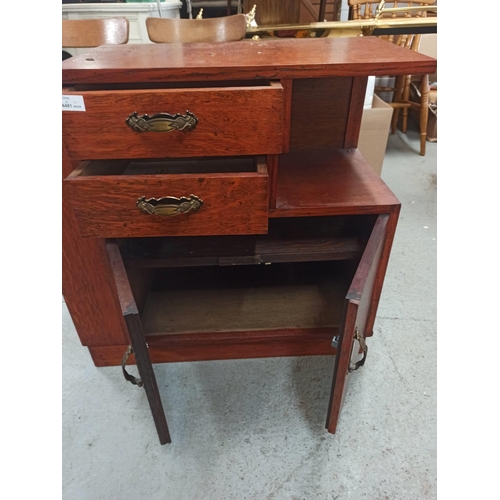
xmin=344 ymin=76 xmax=368 ymax=149
xmin=280 ymin=79 xmax=293 ymax=153
xmin=64 ymin=171 xmax=269 ymax=238
xmin=62 ymin=86 xmax=284 ymax=160
xmin=363 ymin=206 xmax=400 ymax=337
xmin=289 ymin=77 xmax=353 ymax=151
xmin=267 ymin=154 xmax=279 ymax=210
xmin=62 ymin=148 xmax=129 ymax=347
xmin=326 ymin=214 xmax=388 ymax=433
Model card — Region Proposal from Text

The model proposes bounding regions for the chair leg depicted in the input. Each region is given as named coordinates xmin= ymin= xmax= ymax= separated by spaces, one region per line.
xmin=419 ymin=74 xmax=430 ymax=156
xmin=401 ymin=74 xmax=411 ymax=133
xmin=391 ymin=107 xmax=400 ymax=135
xmin=390 ymin=75 xmax=404 ymax=134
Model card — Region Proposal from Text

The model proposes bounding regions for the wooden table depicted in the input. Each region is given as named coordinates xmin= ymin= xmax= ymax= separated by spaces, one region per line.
xmin=62 ymin=37 xmax=436 ymax=444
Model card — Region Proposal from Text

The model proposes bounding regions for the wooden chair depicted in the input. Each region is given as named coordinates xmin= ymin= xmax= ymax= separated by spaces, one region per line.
xmin=62 ymin=17 xmax=129 ymax=48
xmin=146 ymin=14 xmax=247 ymax=43
xmin=348 ymin=0 xmax=435 ymax=155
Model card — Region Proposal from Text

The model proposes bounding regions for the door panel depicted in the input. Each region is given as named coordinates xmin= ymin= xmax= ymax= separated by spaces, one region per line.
xmin=106 ymin=240 xmax=171 ymax=444
xmin=326 ymin=214 xmax=389 ymax=433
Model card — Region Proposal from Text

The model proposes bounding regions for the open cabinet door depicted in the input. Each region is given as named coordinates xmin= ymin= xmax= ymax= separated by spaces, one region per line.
xmin=326 ymin=214 xmax=390 ymax=433
xmin=105 ymin=240 xmax=171 ymax=445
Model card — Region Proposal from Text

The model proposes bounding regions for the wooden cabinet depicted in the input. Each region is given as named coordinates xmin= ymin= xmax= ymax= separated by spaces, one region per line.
xmin=62 ymin=37 xmax=436 ymax=444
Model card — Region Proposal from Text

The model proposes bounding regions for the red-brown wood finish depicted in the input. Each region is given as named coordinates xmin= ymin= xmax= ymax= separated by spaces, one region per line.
xmin=280 ymin=78 xmax=293 ymax=153
xmin=362 ymin=206 xmax=400 ymax=337
xmin=89 ymin=327 xmax=338 ymax=366
xmin=344 ymin=76 xmax=368 ymax=149
xmin=267 ymin=154 xmax=279 ymax=209
xmin=326 ymin=214 xmax=388 ymax=433
xmin=62 ymin=37 xmax=437 ymax=85
xmin=273 ymin=148 xmax=400 ymax=217
xmin=289 ymin=77 xmax=352 ymax=151
xmin=62 ymin=148 xmax=129 ymax=347
xmin=62 ymin=85 xmax=284 ymax=160
xmin=64 ymin=166 xmax=269 ymax=238
xmin=106 ymin=240 xmax=171 ymax=444
xmin=61 ymin=37 xmax=434 ymax=442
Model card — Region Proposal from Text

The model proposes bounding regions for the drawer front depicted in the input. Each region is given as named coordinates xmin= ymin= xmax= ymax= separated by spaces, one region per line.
xmin=62 ymin=85 xmax=284 ymax=160
xmin=64 ymin=168 xmax=269 ymax=238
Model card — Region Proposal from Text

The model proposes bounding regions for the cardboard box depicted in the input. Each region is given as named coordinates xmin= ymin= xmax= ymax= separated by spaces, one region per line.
xmin=357 ymin=94 xmax=393 ymax=176
xmin=426 ymin=105 xmax=437 ymax=142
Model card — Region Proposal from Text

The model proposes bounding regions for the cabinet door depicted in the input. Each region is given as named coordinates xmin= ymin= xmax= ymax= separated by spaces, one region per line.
xmin=326 ymin=214 xmax=389 ymax=433
xmin=106 ymin=240 xmax=171 ymax=444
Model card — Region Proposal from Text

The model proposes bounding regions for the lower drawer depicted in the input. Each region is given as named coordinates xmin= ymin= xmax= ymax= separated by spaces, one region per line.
xmin=63 ymin=156 xmax=269 ymax=238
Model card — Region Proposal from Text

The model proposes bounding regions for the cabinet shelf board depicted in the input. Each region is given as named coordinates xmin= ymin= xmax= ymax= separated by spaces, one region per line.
xmin=272 ymin=148 xmax=400 ymax=217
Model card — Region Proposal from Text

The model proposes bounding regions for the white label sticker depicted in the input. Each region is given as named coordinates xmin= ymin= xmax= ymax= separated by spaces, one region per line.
xmin=62 ymin=95 xmax=86 ymax=112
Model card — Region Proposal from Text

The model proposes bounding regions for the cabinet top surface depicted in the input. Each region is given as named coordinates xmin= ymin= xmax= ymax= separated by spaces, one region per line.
xmin=62 ymin=36 xmax=437 ymax=84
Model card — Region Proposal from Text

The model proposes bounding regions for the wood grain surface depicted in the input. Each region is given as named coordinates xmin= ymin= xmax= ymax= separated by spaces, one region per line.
xmin=344 ymin=76 xmax=368 ymax=149
xmin=289 ymin=77 xmax=352 ymax=150
xmin=62 ymin=148 xmax=130 ymax=347
xmin=64 ymin=165 xmax=269 ymax=238
xmin=326 ymin=214 xmax=387 ymax=433
xmin=62 ymin=85 xmax=283 ymax=160
xmin=105 ymin=240 xmax=171 ymax=444
xmin=273 ymin=148 xmax=400 ymax=217
xmin=88 ymin=327 xmax=338 ymax=366
xmin=61 ymin=37 xmax=437 ymax=85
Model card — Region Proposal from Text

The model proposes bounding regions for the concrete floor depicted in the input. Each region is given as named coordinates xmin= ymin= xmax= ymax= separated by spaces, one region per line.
xmin=62 ymin=124 xmax=437 ymax=499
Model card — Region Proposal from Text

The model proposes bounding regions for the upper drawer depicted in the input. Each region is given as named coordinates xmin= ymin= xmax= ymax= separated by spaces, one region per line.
xmin=62 ymin=82 xmax=284 ymax=160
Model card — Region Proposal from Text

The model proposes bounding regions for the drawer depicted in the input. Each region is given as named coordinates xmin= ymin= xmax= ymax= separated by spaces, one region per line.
xmin=63 ymin=156 xmax=269 ymax=238
xmin=62 ymin=82 xmax=284 ymax=160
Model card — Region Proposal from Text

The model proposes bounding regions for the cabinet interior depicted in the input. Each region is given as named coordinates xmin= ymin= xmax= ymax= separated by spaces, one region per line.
xmin=121 ymin=215 xmax=377 ymax=337
xmin=76 ymin=156 xmax=262 ymax=177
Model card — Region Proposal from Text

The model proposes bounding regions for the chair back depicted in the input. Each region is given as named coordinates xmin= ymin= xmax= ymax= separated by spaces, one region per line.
xmin=348 ymin=0 xmax=435 ymax=48
xmin=146 ymin=14 xmax=246 ymax=43
xmin=62 ymin=17 xmax=129 ymax=47
xmin=349 ymin=0 xmax=435 ymax=21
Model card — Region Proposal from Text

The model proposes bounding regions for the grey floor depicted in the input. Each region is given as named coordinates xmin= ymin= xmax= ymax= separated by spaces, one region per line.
xmin=62 ymin=124 xmax=437 ymax=500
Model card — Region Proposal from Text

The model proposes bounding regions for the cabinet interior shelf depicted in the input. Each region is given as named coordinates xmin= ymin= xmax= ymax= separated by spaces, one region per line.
xmin=141 ymin=261 xmax=353 ymax=338
xmin=121 ymin=215 xmax=376 ymax=269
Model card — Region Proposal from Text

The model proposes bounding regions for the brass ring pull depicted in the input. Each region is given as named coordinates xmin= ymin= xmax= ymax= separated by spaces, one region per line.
xmin=137 ymin=195 xmax=203 ymax=216
xmin=126 ymin=111 xmax=198 ymax=132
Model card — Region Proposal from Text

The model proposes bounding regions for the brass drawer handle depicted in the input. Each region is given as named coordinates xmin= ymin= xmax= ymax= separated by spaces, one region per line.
xmin=126 ymin=111 xmax=198 ymax=132
xmin=137 ymin=195 xmax=203 ymax=216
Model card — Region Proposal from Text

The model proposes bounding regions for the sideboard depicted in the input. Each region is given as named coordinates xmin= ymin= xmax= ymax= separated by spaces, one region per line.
xmin=62 ymin=37 xmax=436 ymax=444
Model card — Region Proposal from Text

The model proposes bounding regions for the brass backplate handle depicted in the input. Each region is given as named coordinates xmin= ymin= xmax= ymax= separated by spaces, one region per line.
xmin=137 ymin=194 xmax=203 ymax=216
xmin=126 ymin=111 xmax=198 ymax=132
